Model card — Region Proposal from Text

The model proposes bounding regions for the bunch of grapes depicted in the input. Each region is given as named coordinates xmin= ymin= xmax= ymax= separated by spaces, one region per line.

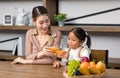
xmin=67 ymin=59 xmax=80 ymax=76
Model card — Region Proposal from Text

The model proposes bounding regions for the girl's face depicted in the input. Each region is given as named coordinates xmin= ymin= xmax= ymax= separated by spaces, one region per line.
xmin=67 ymin=32 xmax=83 ymax=49
xmin=34 ymin=15 xmax=50 ymax=34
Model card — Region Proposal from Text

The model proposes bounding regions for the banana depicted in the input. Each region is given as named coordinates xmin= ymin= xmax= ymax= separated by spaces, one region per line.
xmin=89 ymin=67 xmax=101 ymax=74
xmin=79 ymin=67 xmax=90 ymax=75
xmin=96 ymin=61 xmax=106 ymax=73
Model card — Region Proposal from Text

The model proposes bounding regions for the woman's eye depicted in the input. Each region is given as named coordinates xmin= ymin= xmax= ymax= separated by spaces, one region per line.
xmin=46 ymin=20 xmax=48 ymax=23
xmin=67 ymin=38 xmax=70 ymax=40
xmin=46 ymin=20 xmax=50 ymax=23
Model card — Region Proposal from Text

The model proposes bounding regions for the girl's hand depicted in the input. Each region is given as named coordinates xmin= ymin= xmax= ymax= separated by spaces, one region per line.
xmin=53 ymin=60 xmax=61 ymax=68
xmin=11 ymin=57 xmax=27 ymax=64
xmin=57 ymin=50 xmax=68 ymax=58
xmin=53 ymin=60 xmax=65 ymax=68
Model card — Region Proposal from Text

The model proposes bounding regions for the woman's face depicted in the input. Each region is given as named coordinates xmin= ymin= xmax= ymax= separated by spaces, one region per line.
xmin=34 ymin=15 xmax=50 ymax=34
xmin=67 ymin=32 xmax=83 ymax=49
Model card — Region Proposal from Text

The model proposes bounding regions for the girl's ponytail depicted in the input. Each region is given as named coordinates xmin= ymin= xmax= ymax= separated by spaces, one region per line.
xmin=86 ymin=35 xmax=91 ymax=48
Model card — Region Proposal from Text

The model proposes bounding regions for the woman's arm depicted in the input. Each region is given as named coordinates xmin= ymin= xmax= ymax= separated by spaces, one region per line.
xmin=25 ymin=29 xmax=43 ymax=60
xmin=11 ymin=57 xmax=53 ymax=65
xmin=25 ymin=29 xmax=34 ymax=59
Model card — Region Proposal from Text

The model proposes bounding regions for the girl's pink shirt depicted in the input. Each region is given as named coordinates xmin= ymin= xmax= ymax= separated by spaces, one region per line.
xmin=25 ymin=28 xmax=62 ymax=64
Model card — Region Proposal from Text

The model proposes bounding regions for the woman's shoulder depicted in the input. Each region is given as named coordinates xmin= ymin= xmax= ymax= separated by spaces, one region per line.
xmin=26 ymin=28 xmax=37 ymax=35
xmin=51 ymin=28 xmax=62 ymax=37
xmin=51 ymin=28 xmax=61 ymax=34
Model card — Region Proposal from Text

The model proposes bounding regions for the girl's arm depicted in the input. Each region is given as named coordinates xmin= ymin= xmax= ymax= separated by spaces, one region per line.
xmin=80 ymin=46 xmax=91 ymax=62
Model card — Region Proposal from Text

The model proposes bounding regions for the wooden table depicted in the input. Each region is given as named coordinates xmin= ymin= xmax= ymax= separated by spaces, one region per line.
xmin=0 ymin=61 xmax=120 ymax=78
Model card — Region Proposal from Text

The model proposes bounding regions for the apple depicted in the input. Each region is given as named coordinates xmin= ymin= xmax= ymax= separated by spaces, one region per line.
xmin=81 ymin=57 xmax=90 ymax=62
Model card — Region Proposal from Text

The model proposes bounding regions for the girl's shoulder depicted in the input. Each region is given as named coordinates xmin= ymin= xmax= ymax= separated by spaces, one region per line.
xmin=64 ymin=48 xmax=69 ymax=52
xmin=81 ymin=46 xmax=91 ymax=53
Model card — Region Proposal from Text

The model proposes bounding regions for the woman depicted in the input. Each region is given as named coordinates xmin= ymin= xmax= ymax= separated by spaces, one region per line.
xmin=11 ymin=6 xmax=62 ymax=65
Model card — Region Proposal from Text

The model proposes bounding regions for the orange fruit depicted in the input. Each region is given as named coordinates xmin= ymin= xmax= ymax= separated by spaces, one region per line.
xmin=56 ymin=50 xmax=63 ymax=56
xmin=80 ymin=62 xmax=90 ymax=69
xmin=79 ymin=67 xmax=90 ymax=75
xmin=90 ymin=61 xmax=96 ymax=68
xmin=49 ymin=47 xmax=58 ymax=53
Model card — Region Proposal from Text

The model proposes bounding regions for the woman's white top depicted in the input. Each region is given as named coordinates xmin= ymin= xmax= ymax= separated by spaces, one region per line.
xmin=61 ymin=46 xmax=91 ymax=65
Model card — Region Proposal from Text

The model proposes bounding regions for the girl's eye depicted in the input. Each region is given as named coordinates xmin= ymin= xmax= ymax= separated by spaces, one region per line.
xmin=72 ymin=39 xmax=75 ymax=41
xmin=39 ymin=22 xmax=43 ymax=24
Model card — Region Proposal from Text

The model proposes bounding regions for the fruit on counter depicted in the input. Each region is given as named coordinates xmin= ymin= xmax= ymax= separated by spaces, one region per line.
xmin=65 ymin=60 xmax=106 ymax=76
xmin=81 ymin=57 xmax=90 ymax=62
xmin=73 ymin=70 xmax=81 ymax=75
xmin=78 ymin=62 xmax=90 ymax=75
xmin=89 ymin=67 xmax=100 ymax=74
xmin=79 ymin=67 xmax=90 ymax=75
xmin=96 ymin=61 xmax=106 ymax=73
xmin=80 ymin=62 xmax=90 ymax=69
xmin=67 ymin=60 xmax=80 ymax=76
xmin=89 ymin=61 xmax=96 ymax=68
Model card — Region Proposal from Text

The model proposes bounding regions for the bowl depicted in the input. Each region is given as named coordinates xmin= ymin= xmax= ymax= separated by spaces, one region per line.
xmin=63 ymin=71 xmax=106 ymax=78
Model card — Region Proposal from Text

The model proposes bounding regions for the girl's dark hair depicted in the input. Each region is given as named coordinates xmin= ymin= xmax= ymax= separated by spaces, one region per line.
xmin=32 ymin=6 xmax=49 ymax=21
xmin=69 ymin=27 xmax=91 ymax=48
xmin=32 ymin=6 xmax=51 ymax=35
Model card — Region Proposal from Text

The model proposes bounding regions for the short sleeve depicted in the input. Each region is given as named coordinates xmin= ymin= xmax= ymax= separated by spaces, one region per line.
xmin=80 ymin=46 xmax=91 ymax=59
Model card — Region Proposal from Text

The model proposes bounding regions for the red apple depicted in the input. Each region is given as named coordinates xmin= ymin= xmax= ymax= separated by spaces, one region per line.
xmin=81 ymin=57 xmax=90 ymax=62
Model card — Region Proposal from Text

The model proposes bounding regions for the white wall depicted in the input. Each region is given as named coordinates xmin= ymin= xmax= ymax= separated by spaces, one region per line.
xmin=0 ymin=0 xmax=120 ymax=58
xmin=90 ymin=32 xmax=120 ymax=58
xmin=59 ymin=0 xmax=120 ymax=24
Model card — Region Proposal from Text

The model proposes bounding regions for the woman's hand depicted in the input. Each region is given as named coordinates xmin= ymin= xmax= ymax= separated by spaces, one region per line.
xmin=37 ymin=47 xmax=55 ymax=59
xmin=11 ymin=57 xmax=27 ymax=64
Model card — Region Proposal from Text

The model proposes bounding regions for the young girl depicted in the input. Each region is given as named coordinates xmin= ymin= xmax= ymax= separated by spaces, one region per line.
xmin=55 ymin=27 xmax=91 ymax=66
